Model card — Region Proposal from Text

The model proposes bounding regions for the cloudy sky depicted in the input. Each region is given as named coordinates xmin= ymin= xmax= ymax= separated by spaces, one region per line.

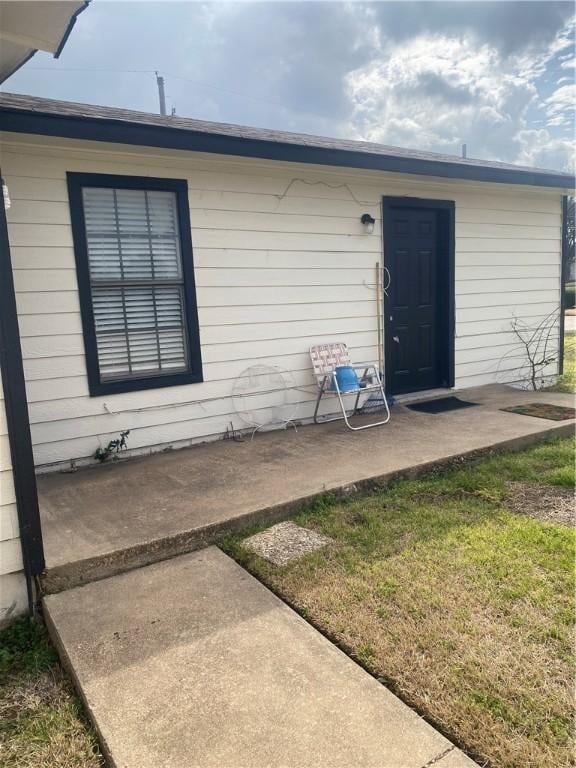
xmin=3 ymin=1 xmax=575 ymax=171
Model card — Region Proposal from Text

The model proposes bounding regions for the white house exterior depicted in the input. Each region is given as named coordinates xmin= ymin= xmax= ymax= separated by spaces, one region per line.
xmin=0 ymin=92 xmax=572 ymax=622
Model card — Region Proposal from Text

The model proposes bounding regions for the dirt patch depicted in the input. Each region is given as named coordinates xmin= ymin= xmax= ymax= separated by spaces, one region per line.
xmin=501 ymin=403 xmax=575 ymax=421
xmin=505 ymin=482 xmax=575 ymax=526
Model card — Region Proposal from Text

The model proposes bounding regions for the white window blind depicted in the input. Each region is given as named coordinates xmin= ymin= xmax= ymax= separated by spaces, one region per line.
xmin=82 ymin=187 xmax=189 ymax=380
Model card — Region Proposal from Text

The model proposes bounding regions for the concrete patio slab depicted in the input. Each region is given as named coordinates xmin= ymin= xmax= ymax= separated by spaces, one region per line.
xmin=44 ymin=547 xmax=478 ymax=768
xmin=38 ymin=384 xmax=575 ymax=592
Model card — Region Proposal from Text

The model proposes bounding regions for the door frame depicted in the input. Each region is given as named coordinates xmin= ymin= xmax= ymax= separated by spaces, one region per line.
xmin=382 ymin=196 xmax=456 ymax=394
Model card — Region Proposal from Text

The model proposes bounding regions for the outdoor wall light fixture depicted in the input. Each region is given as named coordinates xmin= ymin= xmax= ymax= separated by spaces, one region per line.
xmin=361 ymin=213 xmax=375 ymax=233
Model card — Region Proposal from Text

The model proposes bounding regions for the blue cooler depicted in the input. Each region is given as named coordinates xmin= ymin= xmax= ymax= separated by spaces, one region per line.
xmin=332 ymin=366 xmax=360 ymax=392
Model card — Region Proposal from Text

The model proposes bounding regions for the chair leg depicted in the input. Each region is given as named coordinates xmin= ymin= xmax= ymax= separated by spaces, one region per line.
xmin=314 ymin=374 xmax=348 ymax=425
xmin=334 ymin=375 xmax=391 ymax=431
xmin=313 ymin=380 xmax=324 ymax=424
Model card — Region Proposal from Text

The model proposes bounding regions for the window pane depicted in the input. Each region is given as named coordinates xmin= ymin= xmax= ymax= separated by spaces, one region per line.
xmin=92 ymin=285 xmax=188 ymax=379
xmin=83 ymin=187 xmax=182 ymax=280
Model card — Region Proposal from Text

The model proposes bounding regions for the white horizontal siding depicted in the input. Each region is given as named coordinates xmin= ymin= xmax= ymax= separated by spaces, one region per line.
xmin=457 ymin=265 xmax=559 ymax=279
xmin=14 ymin=223 xmax=557 ymax=253
xmin=0 ymin=503 xmax=19 ymax=543
xmin=456 ymin=290 xmax=559 ymax=309
xmin=457 ymin=303 xmax=560 ymax=323
xmin=14 ymin=267 xmax=378 ymax=292
xmin=17 ymin=291 xmax=80 ymax=314
xmin=0 ymin=366 xmax=26 ymax=627
xmin=1 ymin=132 xmax=563 ymax=469
xmin=455 ymin=360 xmax=559 ymax=390
xmin=0 ymin=469 xmax=16 ymax=506
xmin=27 ymin=367 xmax=326 ymax=424
xmin=0 ymin=537 xmax=23 ymax=575
xmin=0 ymin=572 xmax=27 ymax=628
xmin=0 ymin=435 xmax=11 ymax=472
xmin=7 ymin=198 xmax=562 ymax=230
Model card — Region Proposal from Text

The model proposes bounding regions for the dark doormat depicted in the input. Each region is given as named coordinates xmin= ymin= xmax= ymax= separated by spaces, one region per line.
xmin=500 ymin=403 xmax=576 ymax=421
xmin=407 ymin=396 xmax=478 ymax=414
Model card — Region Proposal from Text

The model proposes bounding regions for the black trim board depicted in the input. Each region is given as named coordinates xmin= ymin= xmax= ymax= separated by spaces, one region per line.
xmin=67 ymin=172 xmax=203 ymax=396
xmin=382 ymin=196 xmax=455 ymax=393
xmin=0 ymin=176 xmax=45 ymax=595
xmin=1 ymin=108 xmax=573 ymax=189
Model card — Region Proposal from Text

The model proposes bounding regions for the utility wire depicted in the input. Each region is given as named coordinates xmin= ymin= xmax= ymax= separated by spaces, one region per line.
xmin=24 ymin=66 xmax=288 ymax=109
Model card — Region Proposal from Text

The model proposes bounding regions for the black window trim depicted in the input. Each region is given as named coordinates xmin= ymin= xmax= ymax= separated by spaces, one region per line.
xmin=67 ymin=172 xmax=203 ymax=396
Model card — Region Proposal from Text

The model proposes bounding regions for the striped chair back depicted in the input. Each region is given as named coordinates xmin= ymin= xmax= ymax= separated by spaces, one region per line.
xmin=310 ymin=342 xmax=351 ymax=388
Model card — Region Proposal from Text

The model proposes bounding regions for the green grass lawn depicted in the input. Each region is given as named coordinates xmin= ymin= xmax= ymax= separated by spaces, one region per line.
xmin=226 ymin=438 xmax=576 ymax=768
xmin=551 ymin=331 xmax=576 ymax=393
xmin=1 ymin=440 xmax=573 ymax=768
xmin=0 ymin=618 xmax=103 ymax=768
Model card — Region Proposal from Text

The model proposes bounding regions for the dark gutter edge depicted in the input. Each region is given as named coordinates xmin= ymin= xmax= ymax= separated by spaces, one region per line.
xmin=0 ymin=175 xmax=45 ymax=618
xmin=0 ymin=108 xmax=573 ymax=189
xmin=559 ymin=195 xmax=569 ymax=375
xmin=54 ymin=1 xmax=91 ymax=58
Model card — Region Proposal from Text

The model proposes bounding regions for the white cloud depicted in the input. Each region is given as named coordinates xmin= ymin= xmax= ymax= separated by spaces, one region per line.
xmin=345 ymin=34 xmax=537 ymax=161
xmin=517 ymin=129 xmax=575 ymax=172
xmin=545 ymin=83 xmax=576 ymax=119
xmin=344 ymin=17 xmax=575 ymax=170
xmin=547 ymin=115 xmax=571 ymax=127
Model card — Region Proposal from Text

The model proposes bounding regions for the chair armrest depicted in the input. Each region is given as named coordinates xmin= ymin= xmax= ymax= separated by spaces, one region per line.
xmin=351 ymin=364 xmax=381 ymax=386
xmin=351 ymin=363 xmax=379 ymax=376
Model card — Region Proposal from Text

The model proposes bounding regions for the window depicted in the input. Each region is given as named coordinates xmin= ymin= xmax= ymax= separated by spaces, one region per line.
xmin=68 ymin=174 xmax=202 ymax=395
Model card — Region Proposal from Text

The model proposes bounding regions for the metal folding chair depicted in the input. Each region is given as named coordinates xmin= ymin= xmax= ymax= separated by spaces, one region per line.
xmin=310 ymin=342 xmax=391 ymax=431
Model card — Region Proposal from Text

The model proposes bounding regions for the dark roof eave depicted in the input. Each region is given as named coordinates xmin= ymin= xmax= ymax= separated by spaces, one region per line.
xmin=1 ymin=106 xmax=573 ymax=189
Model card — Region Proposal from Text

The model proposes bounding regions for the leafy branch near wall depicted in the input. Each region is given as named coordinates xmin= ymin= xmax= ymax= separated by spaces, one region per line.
xmin=94 ymin=430 xmax=130 ymax=463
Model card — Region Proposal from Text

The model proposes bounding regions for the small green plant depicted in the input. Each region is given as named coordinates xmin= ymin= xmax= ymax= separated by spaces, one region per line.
xmin=0 ymin=617 xmax=57 ymax=678
xmin=94 ymin=430 xmax=130 ymax=463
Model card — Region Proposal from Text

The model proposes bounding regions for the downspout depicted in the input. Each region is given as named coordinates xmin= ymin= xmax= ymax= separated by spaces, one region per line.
xmin=0 ymin=175 xmax=45 ymax=617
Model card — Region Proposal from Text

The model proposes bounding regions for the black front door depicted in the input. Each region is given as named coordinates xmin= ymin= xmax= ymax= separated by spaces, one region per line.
xmin=384 ymin=204 xmax=445 ymax=395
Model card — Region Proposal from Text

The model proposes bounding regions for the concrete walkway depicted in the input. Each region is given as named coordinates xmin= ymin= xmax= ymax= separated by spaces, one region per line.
xmin=45 ymin=547 xmax=478 ymax=768
xmin=39 ymin=384 xmax=574 ymax=592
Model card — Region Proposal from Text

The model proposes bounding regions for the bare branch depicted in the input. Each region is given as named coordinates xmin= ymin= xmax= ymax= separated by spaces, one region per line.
xmin=507 ymin=308 xmax=561 ymax=390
